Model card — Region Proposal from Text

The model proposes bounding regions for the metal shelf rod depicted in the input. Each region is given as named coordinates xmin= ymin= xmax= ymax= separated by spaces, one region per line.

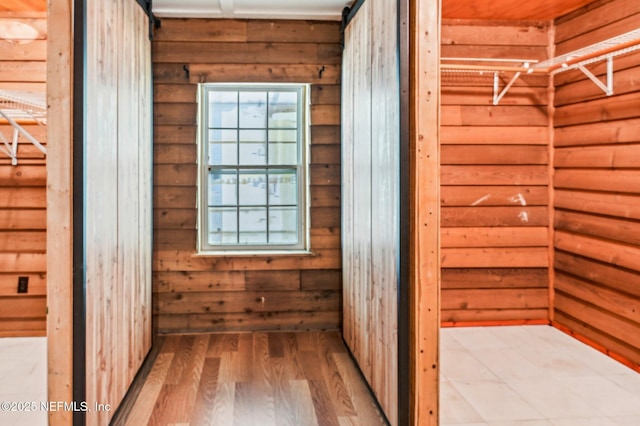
xmin=440 ymin=30 xmax=640 ymax=103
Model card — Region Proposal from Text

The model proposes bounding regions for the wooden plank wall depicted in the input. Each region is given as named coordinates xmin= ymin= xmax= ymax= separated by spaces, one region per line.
xmin=342 ymin=0 xmax=399 ymax=423
xmin=152 ymin=19 xmax=342 ymax=333
xmin=0 ymin=12 xmax=47 ymax=336
xmin=84 ymin=0 xmax=153 ymax=424
xmin=552 ymin=0 xmax=640 ymax=369
xmin=440 ymin=20 xmax=552 ymax=325
xmin=47 ymin=0 xmax=73 ymax=422
xmin=411 ymin=0 xmax=441 ymax=423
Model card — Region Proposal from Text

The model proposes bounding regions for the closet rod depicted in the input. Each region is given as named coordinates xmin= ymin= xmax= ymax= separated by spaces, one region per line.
xmin=440 ymin=31 xmax=640 ymax=75
xmin=441 ymin=63 xmax=543 ymax=73
xmin=537 ymin=37 xmax=640 ymax=73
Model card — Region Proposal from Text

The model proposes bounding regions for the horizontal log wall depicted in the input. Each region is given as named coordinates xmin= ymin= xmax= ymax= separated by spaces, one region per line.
xmin=153 ymin=19 xmax=342 ymax=333
xmin=0 ymin=12 xmax=46 ymax=336
xmin=440 ymin=20 xmax=551 ymax=325
xmin=553 ymin=0 xmax=640 ymax=369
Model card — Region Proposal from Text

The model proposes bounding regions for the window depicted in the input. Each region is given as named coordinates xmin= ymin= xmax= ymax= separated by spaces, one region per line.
xmin=197 ymin=84 xmax=309 ymax=253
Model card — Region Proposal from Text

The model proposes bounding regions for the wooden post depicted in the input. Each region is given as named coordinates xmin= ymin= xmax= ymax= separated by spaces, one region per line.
xmin=410 ymin=0 xmax=441 ymax=424
xmin=47 ymin=0 xmax=74 ymax=424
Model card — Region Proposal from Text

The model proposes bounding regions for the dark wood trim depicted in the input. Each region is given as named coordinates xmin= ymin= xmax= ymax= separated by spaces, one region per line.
xmin=72 ymin=0 xmax=86 ymax=424
xmin=442 ymin=319 xmax=550 ymax=328
xmin=398 ymin=0 xmax=411 ymax=424
xmin=552 ymin=321 xmax=640 ymax=373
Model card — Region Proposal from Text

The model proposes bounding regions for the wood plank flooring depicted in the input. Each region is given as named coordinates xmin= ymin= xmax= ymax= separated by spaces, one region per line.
xmin=118 ymin=331 xmax=388 ymax=426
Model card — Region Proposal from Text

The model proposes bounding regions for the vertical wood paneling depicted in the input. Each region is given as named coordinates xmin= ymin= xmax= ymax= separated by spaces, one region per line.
xmin=0 ymin=11 xmax=47 ymax=336
xmin=342 ymin=0 xmax=399 ymax=422
xmin=553 ymin=0 xmax=640 ymax=369
xmin=352 ymin=0 xmax=373 ymax=387
xmin=371 ymin=0 xmax=400 ymax=421
xmin=152 ymin=19 xmax=342 ymax=333
xmin=84 ymin=0 xmax=153 ymax=424
xmin=86 ymin=2 xmax=118 ymax=419
xmin=440 ymin=21 xmax=552 ymax=325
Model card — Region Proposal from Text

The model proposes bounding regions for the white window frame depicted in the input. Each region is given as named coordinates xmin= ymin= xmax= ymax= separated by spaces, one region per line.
xmin=196 ymin=83 xmax=310 ymax=254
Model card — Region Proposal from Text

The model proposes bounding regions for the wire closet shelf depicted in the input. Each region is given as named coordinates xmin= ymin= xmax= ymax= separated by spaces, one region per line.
xmin=0 ymin=89 xmax=47 ymax=166
xmin=441 ymin=28 xmax=640 ymax=104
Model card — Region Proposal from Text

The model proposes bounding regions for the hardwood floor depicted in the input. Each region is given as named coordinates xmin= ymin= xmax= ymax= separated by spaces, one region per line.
xmin=119 ymin=331 xmax=389 ymax=426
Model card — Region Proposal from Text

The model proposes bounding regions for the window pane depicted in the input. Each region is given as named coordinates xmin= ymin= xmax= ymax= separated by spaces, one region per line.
xmin=268 ymin=171 xmax=297 ymax=205
xmin=209 ymin=129 xmax=237 ymax=165
xmin=268 ymin=129 xmax=297 ymax=165
xmin=268 ymin=91 xmax=298 ymax=128
xmin=201 ymin=84 xmax=307 ymax=251
xmin=269 ymin=207 xmax=298 ymax=244
xmin=239 ymin=130 xmax=266 ymax=165
xmin=209 ymin=91 xmax=238 ymax=128
xmin=239 ymin=207 xmax=267 ymax=244
xmin=239 ymin=171 xmax=267 ymax=205
xmin=208 ymin=207 xmax=237 ymax=244
xmin=208 ymin=169 xmax=237 ymax=206
xmin=239 ymin=92 xmax=267 ymax=128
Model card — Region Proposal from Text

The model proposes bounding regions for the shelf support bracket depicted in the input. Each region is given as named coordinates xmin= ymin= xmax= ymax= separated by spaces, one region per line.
xmin=493 ymin=62 xmax=529 ymax=105
xmin=0 ymin=109 xmax=47 ymax=166
xmin=0 ymin=125 xmax=19 ymax=166
xmin=574 ymin=56 xmax=613 ymax=96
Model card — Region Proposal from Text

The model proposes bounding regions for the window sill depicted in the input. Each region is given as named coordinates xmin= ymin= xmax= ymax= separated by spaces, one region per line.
xmin=192 ymin=249 xmax=314 ymax=258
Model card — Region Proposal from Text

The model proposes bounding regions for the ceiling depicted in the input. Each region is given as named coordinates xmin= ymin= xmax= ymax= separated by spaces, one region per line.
xmin=442 ymin=0 xmax=596 ymax=21
xmin=0 ymin=0 xmax=596 ymax=22
xmin=0 ymin=0 xmax=46 ymax=13
xmin=152 ymin=0 xmax=353 ymax=20
xmin=153 ymin=0 xmax=595 ymax=21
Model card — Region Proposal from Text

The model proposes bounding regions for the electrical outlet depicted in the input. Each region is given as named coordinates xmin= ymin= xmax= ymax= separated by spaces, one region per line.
xmin=17 ymin=276 xmax=28 ymax=293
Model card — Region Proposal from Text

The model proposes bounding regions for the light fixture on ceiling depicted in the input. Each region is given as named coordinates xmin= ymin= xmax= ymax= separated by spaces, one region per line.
xmin=0 ymin=19 xmax=40 ymax=44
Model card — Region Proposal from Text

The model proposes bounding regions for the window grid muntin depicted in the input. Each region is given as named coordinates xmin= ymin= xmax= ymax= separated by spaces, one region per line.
xmin=201 ymin=84 xmax=306 ymax=251
xmin=207 ymin=166 xmax=299 ymax=245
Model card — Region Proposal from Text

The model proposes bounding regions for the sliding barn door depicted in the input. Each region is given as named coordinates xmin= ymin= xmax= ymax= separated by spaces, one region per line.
xmin=46 ymin=0 xmax=153 ymax=424
xmin=342 ymin=0 xmax=402 ymax=423
xmin=82 ymin=0 xmax=153 ymax=424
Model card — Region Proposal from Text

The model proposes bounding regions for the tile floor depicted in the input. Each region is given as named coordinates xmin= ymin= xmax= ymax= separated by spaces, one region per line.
xmin=441 ymin=325 xmax=640 ymax=426
xmin=0 ymin=337 xmax=47 ymax=426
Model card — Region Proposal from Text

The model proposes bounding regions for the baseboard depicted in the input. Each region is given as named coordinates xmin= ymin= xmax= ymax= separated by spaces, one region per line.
xmin=551 ymin=321 xmax=640 ymax=374
xmin=441 ymin=319 xmax=550 ymax=328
